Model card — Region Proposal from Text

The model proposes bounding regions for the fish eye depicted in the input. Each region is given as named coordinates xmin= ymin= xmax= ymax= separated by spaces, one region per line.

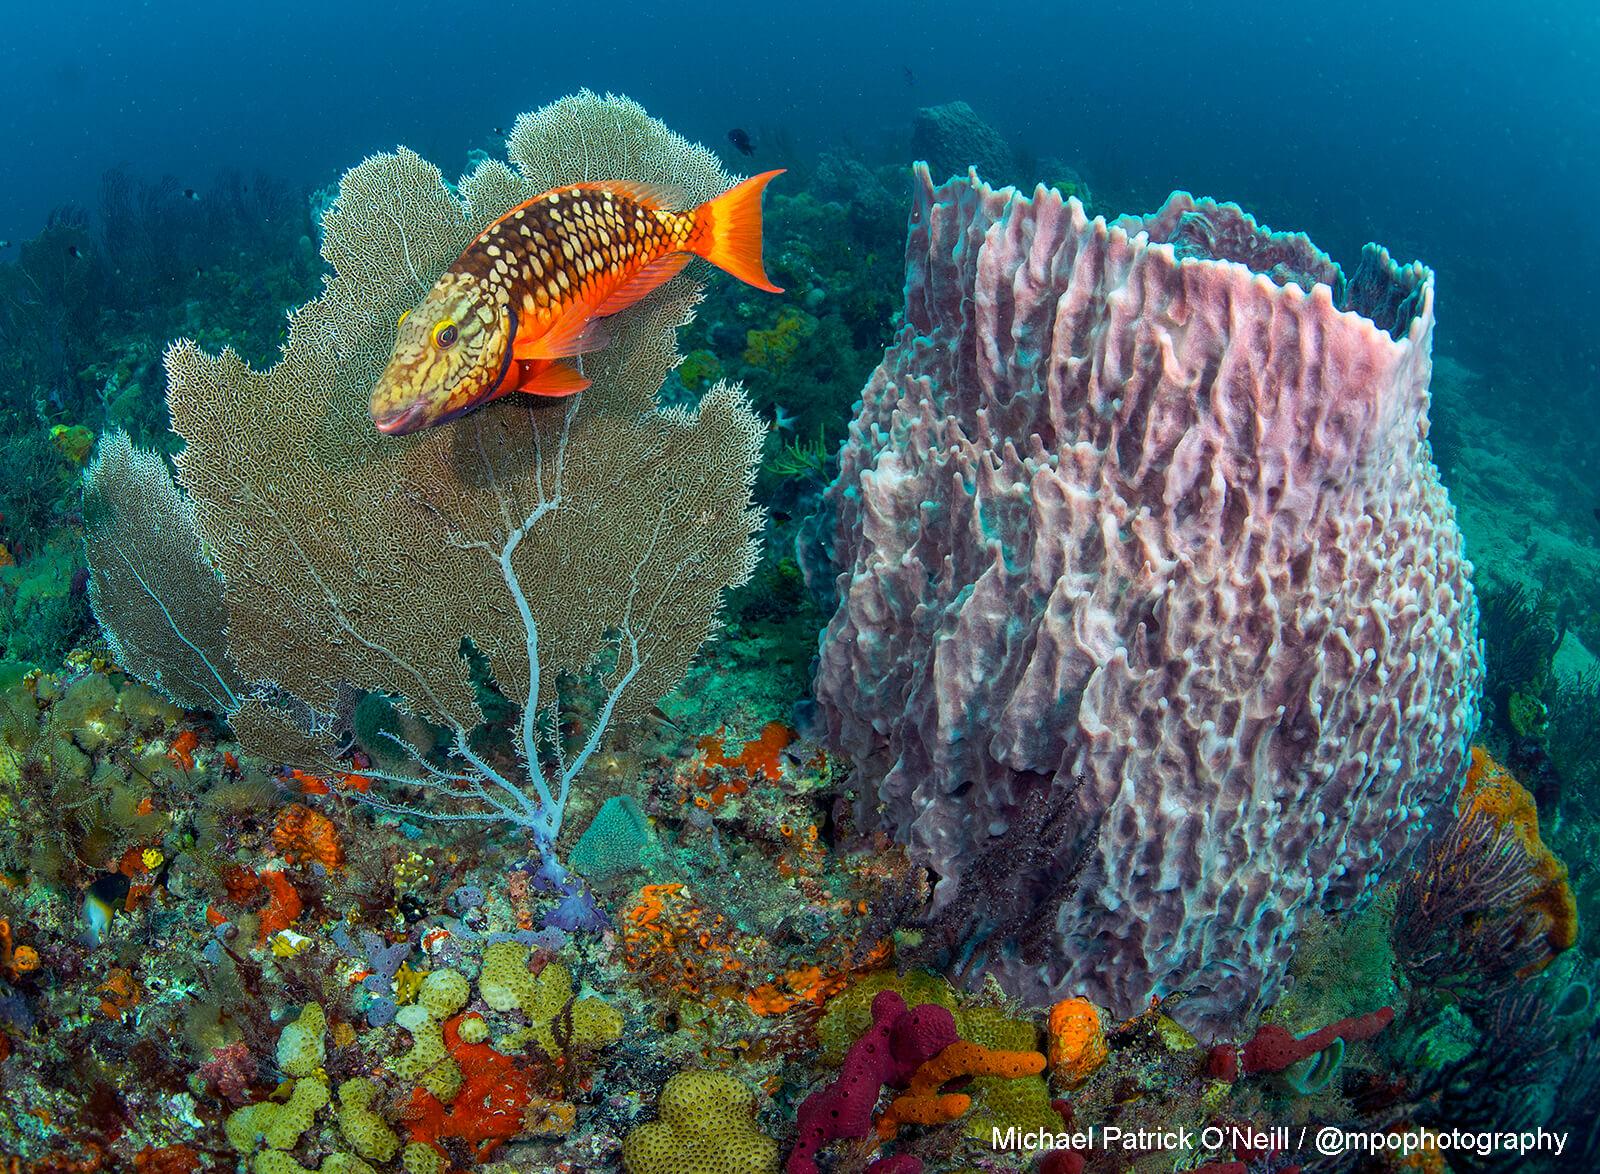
xmin=432 ymin=321 xmax=459 ymax=349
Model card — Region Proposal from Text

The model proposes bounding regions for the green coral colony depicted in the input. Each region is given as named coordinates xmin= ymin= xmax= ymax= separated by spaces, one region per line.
xmin=0 ymin=86 xmax=1594 ymax=1174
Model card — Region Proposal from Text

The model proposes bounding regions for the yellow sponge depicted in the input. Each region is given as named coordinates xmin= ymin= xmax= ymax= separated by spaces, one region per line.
xmin=402 ymin=1142 xmax=447 ymax=1174
xmin=264 ymin=1078 xmax=330 ymax=1150
xmin=336 ymin=1077 xmax=401 ymax=1162
xmin=253 ymin=1153 xmax=315 ymax=1174
xmin=225 ymin=1103 xmax=277 ymax=1154
xmin=321 ymin=1158 xmax=378 ymax=1174
xmin=622 ymin=1070 xmax=778 ymax=1174
xmin=416 ymin=968 xmax=470 ymax=1020
xmin=497 ymin=960 xmax=622 ymax=1058
xmin=478 ymin=941 xmax=535 ymax=1012
xmin=253 ymin=1152 xmax=377 ymax=1174
xmin=276 ymin=1003 xmax=327 ymax=1078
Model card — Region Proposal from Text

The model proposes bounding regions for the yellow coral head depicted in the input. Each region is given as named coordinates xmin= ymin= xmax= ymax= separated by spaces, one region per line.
xmin=370 ymin=272 xmax=511 ymax=435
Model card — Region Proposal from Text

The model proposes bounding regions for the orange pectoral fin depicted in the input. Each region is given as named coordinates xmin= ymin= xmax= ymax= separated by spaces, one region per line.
xmin=512 ymin=311 xmax=611 ymax=361
xmin=592 ymin=254 xmax=691 ymax=317
xmin=508 ymin=359 xmax=590 ymax=398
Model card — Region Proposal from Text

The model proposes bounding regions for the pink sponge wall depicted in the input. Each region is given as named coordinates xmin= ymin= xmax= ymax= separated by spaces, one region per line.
xmin=804 ymin=166 xmax=1481 ymax=1033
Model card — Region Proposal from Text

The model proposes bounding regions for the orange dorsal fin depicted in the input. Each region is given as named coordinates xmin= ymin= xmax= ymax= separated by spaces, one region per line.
xmin=691 ymin=169 xmax=784 ymax=293
xmin=592 ymin=253 xmax=691 ymax=317
xmin=506 ymin=359 xmax=590 ymax=398
xmin=571 ymin=179 xmax=689 ymax=211
xmin=512 ymin=311 xmax=610 ymax=360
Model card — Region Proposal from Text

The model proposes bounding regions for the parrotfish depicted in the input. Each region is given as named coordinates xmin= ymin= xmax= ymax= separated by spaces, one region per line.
xmin=370 ymin=169 xmax=785 ymax=435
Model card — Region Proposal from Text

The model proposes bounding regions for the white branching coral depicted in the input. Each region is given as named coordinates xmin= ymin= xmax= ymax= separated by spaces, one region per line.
xmin=89 ymin=92 xmax=765 ymax=855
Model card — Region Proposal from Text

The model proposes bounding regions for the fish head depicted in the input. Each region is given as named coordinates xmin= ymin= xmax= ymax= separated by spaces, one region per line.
xmin=370 ymin=272 xmax=512 ymax=435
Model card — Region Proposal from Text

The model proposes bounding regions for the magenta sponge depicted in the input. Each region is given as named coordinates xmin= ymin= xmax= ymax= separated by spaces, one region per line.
xmin=787 ymin=991 xmax=957 ymax=1174
xmin=804 ymin=167 xmax=1481 ymax=1033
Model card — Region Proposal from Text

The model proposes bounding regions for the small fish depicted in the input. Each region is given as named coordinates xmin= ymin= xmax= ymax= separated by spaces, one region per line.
xmin=773 ymin=404 xmax=798 ymax=432
xmin=0 ymin=239 xmax=10 ymax=249
xmin=903 ymin=65 xmax=916 ymax=87
xmin=182 ymin=188 xmax=200 ymax=201
xmin=67 ymin=245 xmax=82 ymax=259
xmin=372 ymin=171 xmax=785 ymax=435
xmin=727 ymin=128 xmax=755 ymax=157
xmin=82 ymin=873 xmax=129 ymax=946
xmin=493 ymin=126 xmax=507 ymax=137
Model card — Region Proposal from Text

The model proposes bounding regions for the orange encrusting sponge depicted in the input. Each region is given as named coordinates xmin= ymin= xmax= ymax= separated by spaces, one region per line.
xmin=1460 ymin=746 xmax=1578 ymax=966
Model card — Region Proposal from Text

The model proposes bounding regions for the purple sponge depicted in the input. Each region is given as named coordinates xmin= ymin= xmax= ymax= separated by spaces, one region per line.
xmin=786 ymin=991 xmax=957 ymax=1174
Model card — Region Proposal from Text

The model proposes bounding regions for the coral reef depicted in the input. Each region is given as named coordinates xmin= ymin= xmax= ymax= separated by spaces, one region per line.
xmin=803 ymin=166 xmax=1482 ymax=1031
xmin=2 ymin=70 xmax=1596 ymax=1174
xmin=910 ymin=102 xmax=1016 ymax=184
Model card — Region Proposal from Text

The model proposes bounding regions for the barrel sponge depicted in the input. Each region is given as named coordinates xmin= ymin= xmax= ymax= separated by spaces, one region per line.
xmin=336 ymin=1077 xmax=401 ymax=1162
xmin=805 ymin=167 xmax=1481 ymax=1033
xmin=416 ymin=968 xmax=470 ymax=1020
xmin=276 ymin=1002 xmax=326 ymax=1078
xmin=478 ymin=941 xmax=535 ymax=1012
xmin=622 ymin=1070 xmax=778 ymax=1174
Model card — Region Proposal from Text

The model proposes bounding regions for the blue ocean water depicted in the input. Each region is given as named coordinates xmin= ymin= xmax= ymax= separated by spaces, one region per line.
xmin=2 ymin=0 xmax=1594 ymax=382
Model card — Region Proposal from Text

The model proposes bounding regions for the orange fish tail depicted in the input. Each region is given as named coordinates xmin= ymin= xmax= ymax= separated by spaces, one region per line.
xmin=692 ymin=169 xmax=784 ymax=293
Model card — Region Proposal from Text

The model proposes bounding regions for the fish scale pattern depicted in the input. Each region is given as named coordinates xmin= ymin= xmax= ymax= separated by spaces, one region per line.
xmin=805 ymin=166 xmax=1482 ymax=1032
xmin=466 ymin=185 xmax=694 ymax=323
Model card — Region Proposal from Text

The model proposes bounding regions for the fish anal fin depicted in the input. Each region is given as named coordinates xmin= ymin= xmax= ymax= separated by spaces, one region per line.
xmin=512 ymin=312 xmax=610 ymax=360
xmin=508 ymin=360 xmax=590 ymax=398
xmin=592 ymin=254 xmax=691 ymax=317
xmin=571 ymin=179 xmax=689 ymax=211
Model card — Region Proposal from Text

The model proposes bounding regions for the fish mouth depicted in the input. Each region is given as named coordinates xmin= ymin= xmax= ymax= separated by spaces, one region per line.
xmin=372 ymin=400 xmax=429 ymax=436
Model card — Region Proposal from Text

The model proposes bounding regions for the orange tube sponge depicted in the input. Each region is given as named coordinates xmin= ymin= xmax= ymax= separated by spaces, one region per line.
xmin=877 ymin=1040 xmax=1046 ymax=1139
